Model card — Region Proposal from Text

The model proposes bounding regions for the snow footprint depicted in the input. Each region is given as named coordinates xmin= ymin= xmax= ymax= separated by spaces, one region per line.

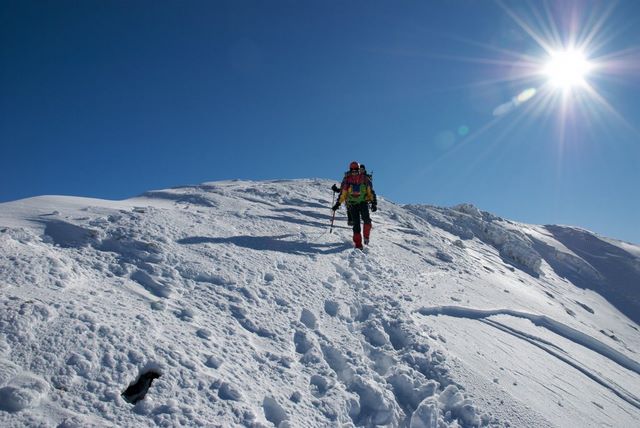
xmin=324 ymin=300 xmax=340 ymax=317
xmin=130 ymin=269 xmax=173 ymax=298
xmin=309 ymin=374 xmax=332 ymax=397
xmin=300 ymin=308 xmax=317 ymax=330
xmin=263 ymin=396 xmax=289 ymax=427
xmin=229 ymin=305 xmax=275 ymax=338
xmin=382 ymin=320 xmax=414 ymax=351
xmin=320 ymin=345 xmax=355 ymax=385
xmin=362 ymin=320 xmax=390 ymax=348
xmin=0 ymin=374 xmax=49 ymax=412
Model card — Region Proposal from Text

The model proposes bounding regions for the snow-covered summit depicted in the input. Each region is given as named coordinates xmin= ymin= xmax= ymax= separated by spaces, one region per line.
xmin=1 ymin=179 xmax=638 ymax=427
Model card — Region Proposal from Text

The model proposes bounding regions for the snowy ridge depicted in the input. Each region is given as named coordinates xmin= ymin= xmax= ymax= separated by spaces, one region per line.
xmin=0 ymin=179 xmax=639 ymax=427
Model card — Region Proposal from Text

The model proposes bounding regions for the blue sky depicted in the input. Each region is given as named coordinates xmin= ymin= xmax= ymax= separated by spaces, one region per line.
xmin=2 ymin=1 xmax=639 ymax=243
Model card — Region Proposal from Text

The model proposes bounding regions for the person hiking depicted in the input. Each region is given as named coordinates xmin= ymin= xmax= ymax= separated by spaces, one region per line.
xmin=358 ymin=163 xmax=377 ymax=214
xmin=332 ymin=181 xmax=353 ymax=226
xmin=331 ymin=163 xmax=377 ymax=226
xmin=332 ymin=161 xmax=375 ymax=249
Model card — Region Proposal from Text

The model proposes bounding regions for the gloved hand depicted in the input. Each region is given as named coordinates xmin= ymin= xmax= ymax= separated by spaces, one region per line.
xmin=331 ymin=184 xmax=340 ymax=193
xmin=371 ymin=202 xmax=377 ymax=212
xmin=332 ymin=202 xmax=340 ymax=211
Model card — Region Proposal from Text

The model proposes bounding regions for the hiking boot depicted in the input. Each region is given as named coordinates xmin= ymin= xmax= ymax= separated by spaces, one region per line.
xmin=363 ymin=224 xmax=371 ymax=245
xmin=353 ymin=233 xmax=363 ymax=249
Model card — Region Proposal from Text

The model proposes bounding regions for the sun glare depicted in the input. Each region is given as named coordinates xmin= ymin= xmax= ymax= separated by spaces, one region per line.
xmin=427 ymin=0 xmax=638 ymax=162
xmin=543 ymin=49 xmax=592 ymax=89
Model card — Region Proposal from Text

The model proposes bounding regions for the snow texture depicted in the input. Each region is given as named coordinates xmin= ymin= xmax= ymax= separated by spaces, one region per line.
xmin=0 ymin=179 xmax=639 ymax=427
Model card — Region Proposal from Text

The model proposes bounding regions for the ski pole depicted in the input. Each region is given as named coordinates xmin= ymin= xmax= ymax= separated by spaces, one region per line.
xmin=330 ymin=190 xmax=336 ymax=234
xmin=330 ymin=211 xmax=336 ymax=234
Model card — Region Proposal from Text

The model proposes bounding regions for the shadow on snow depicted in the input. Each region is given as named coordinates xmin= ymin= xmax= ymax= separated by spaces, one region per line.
xmin=177 ymin=234 xmax=351 ymax=255
xmin=257 ymin=213 xmax=350 ymax=231
xmin=272 ymin=207 xmax=332 ymax=221
xmin=537 ymin=225 xmax=640 ymax=325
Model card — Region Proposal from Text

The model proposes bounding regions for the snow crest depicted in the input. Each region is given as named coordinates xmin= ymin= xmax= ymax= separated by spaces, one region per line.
xmin=405 ymin=203 xmax=543 ymax=275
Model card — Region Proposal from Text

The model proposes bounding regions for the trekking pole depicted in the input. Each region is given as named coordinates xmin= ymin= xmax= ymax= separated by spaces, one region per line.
xmin=330 ymin=210 xmax=336 ymax=234
xmin=329 ymin=191 xmax=336 ymax=234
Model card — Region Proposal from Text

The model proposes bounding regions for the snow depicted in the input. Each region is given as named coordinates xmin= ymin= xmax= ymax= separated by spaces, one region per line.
xmin=0 ymin=179 xmax=639 ymax=427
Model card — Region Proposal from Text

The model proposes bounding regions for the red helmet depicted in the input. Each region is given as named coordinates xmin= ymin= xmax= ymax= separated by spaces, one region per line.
xmin=349 ymin=161 xmax=359 ymax=170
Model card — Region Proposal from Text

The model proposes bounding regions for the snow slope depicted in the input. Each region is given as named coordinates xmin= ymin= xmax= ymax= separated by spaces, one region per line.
xmin=0 ymin=179 xmax=638 ymax=427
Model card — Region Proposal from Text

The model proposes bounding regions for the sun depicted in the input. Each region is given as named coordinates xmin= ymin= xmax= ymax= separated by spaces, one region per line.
xmin=543 ymin=49 xmax=593 ymax=89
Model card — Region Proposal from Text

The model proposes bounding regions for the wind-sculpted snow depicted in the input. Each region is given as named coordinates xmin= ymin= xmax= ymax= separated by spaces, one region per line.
xmin=39 ymin=219 xmax=99 ymax=248
xmin=406 ymin=203 xmax=640 ymax=325
xmin=418 ymin=305 xmax=640 ymax=410
xmin=404 ymin=203 xmax=543 ymax=275
xmin=540 ymin=225 xmax=640 ymax=324
xmin=416 ymin=306 xmax=640 ymax=376
xmin=142 ymin=190 xmax=218 ymax=208
xmin=0 ymin=179 xmax=638 ymax=427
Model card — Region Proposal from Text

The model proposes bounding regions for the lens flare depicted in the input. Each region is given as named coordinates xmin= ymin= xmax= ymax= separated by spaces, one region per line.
xmin=516 ymin=88 xmax=537 ymax=103
xmin=493 ymin=88 xmax=537 ymax=116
